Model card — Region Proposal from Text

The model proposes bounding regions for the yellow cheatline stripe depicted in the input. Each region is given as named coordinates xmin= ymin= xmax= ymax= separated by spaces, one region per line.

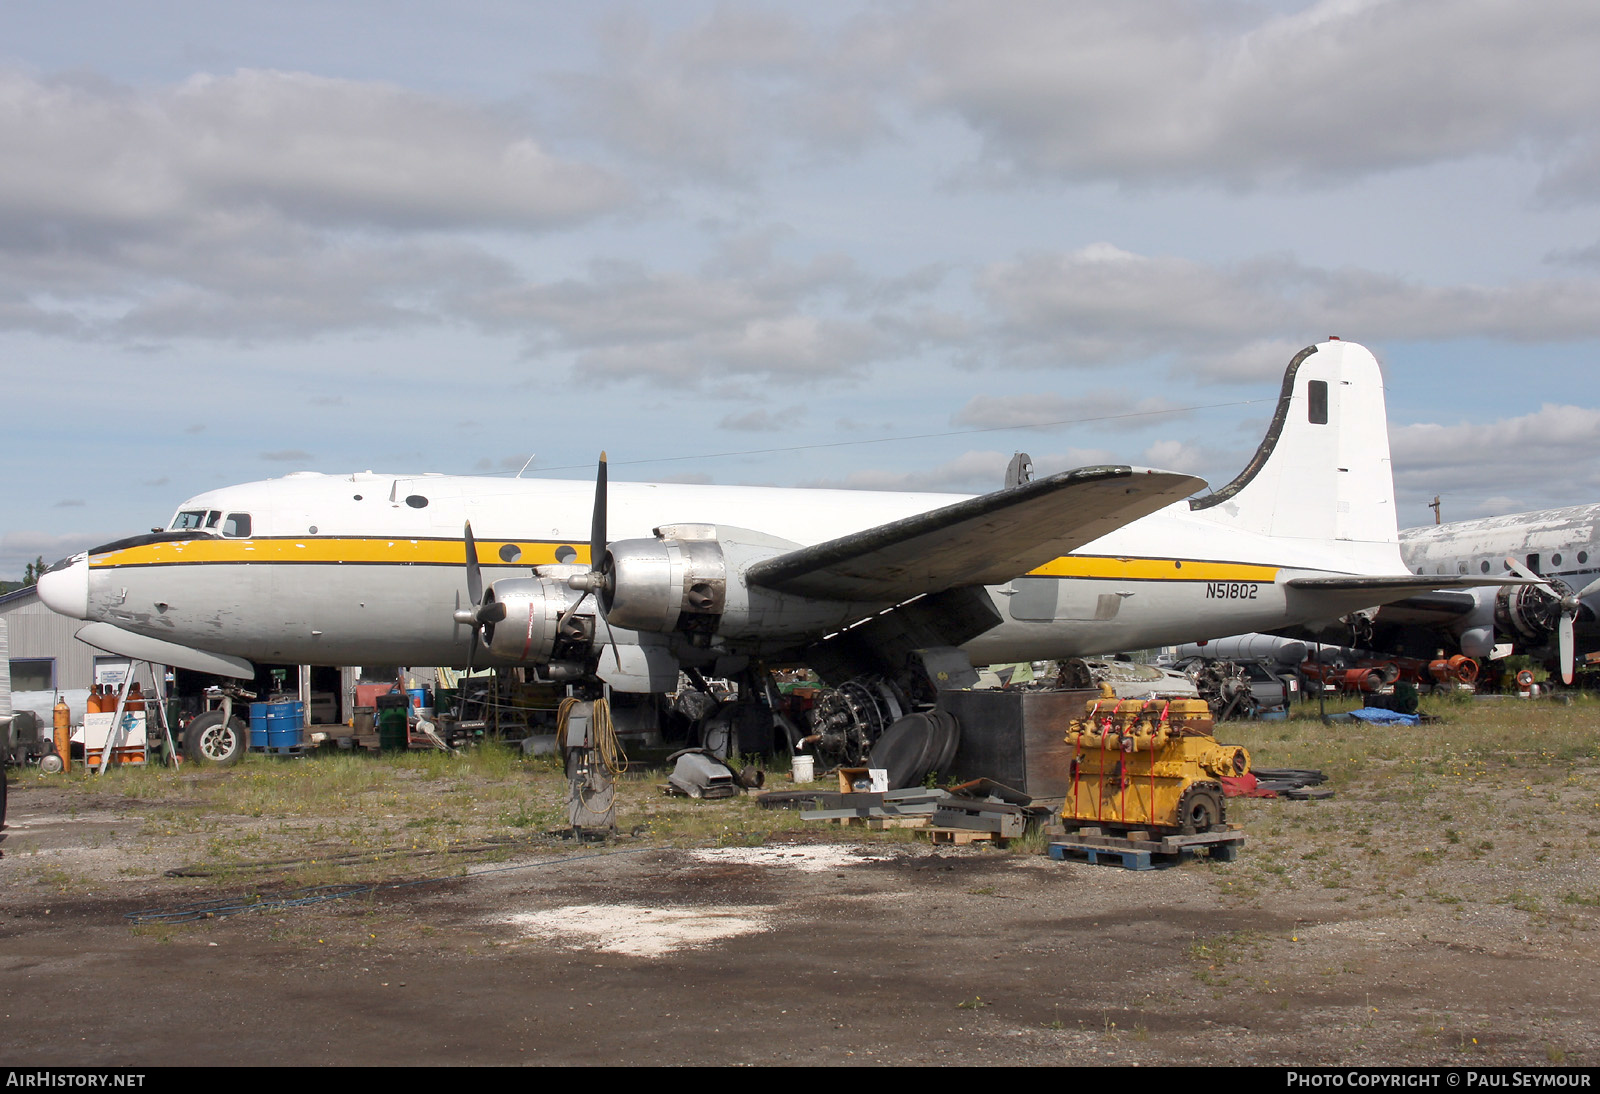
xmin=1026 ymin=556 xmax=1279 ymax=582
xmin=90 ymin=537 xmax=593 ymax=569
xmin=89 ymin=538 xmax=1278 ymax=584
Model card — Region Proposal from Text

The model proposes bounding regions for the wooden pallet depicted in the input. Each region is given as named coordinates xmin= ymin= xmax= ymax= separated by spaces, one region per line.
xmin=922 ymin=826 xmax=1007 ymax=846
xmin=1048 ymin=826 xmax=1244 ymax=871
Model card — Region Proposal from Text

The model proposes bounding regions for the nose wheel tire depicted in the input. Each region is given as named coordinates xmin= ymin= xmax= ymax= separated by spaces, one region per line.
xmin=184 ymin=711 xmax=248 ymax=766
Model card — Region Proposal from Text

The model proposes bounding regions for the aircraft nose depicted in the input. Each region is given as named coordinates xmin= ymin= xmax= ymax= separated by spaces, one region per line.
xmin=37 ymin=552 xmax=90 ymax=620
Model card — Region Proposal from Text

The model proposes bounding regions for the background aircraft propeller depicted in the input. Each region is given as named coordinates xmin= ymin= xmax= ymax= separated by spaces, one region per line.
xmin=1502 ymin=556 xmax=1594 ymax=685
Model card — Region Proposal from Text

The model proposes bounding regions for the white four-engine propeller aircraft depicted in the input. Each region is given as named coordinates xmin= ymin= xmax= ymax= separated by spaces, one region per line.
xmin=39 ymin=338 xmax=1517 ymax=758
xmin=1284 ymin=503 xmax=1600 ymax=684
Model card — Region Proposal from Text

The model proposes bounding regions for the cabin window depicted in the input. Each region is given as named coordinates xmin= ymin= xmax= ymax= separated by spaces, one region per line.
xmin=498 ymin=544 xmax=522 ymax=563
xmin=1307 ymin=380 xmax=1329 ymax=425
xmin=222 ymin=513 xmax=252 ymax=538
xmin=405 ymin=495 xmax=429 ymax=509
xmin=1457 ymin=562 xmax=1468 ymax=575
xmin=1552 ymin=553 xmax=1563 ymax=566
xmin=555 ymin=545 xmax=577 ymax=563
xmin=1580 ymin=551 xmax=1590 ymax=565
xmin=1480 ymin=560 xmax=1491 ymax=573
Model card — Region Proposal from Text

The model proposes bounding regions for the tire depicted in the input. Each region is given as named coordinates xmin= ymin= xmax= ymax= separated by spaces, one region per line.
xmin=1177 ymin=782 xmax=1225 ymax=835
xmin=184 ymin=711 xmax=248 ymax=766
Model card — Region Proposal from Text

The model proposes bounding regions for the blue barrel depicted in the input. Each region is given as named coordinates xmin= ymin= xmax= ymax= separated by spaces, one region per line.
xmin=406 ymin=688 xmax=430 ymax=714
xmin=249 ymin=702 xmax=272 ymax=748
xmin=267 ymin=701 xmax=305 ymax=749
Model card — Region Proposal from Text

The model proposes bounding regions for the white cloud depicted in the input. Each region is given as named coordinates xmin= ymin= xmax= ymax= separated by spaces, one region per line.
xmin=1390 ymin=404 xmax=1600 ymax=516
xmin=554 ymin=8 xmax=888 ymax=179
xmin=952 ymin=388 xmax=1190 ymax=430
xmin=887 ymin=0 xmax=1600 ymax=189
xmin=977 ymin=244 xmax=1600 ymax=377
xmin=0 ymin=69 xmax=626 ymax=234
xmin=474 ymin=249 xmax=904 ymax=386
xmin=0 ymin=68 xmax=622 ymax=341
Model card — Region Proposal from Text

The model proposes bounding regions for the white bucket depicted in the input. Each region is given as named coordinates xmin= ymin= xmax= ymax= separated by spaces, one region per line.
xmin=792 ymin=755 xmax=815 ymax=783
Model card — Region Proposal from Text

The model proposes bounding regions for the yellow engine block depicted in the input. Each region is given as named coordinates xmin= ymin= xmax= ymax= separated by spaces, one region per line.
xmin=1062 ymin=697 xmax=1249 ymax=833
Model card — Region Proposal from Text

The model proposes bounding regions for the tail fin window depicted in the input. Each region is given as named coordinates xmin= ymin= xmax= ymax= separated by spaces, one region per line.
xmin=1307 ymin=380 xmax=1329 ymax=425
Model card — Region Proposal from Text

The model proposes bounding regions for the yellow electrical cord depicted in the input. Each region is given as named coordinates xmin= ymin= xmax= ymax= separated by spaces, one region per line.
xmin=556 ymin=696 xmax=627 ymax=775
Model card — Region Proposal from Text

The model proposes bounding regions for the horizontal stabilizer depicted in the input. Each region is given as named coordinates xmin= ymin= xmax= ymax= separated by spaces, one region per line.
xmin=747 ymin=466 xmax=1204 ymax=602
xmin=76 ymin=622 xmax=256 ymax=679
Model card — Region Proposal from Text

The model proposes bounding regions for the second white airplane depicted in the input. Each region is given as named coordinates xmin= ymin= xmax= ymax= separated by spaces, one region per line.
xmin=39 ymin=339 xmax=1506 ymax=708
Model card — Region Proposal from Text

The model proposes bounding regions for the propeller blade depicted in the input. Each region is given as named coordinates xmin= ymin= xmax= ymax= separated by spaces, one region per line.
xmin=1577 ymin=575 xmax=1600 ymax=602
xmin=555 ymin=589 xmax=591 ymax=636
xmin=590 ymin=452 xmax=607 ymax=573
xmin=464 ymin=521 xmax=483 ymax=607
xmin=1502 ymin=556 xmax=1551 ymax=591
xmin=1560 ymin=613 xmax=1576 ymax=685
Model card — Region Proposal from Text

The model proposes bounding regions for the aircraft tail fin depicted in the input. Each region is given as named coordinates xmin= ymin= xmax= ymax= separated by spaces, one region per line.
xmin=1189 ymin=339 xmax=1402 ymax=572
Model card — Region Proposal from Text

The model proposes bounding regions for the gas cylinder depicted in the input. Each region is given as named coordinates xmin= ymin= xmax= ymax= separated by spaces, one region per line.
xmin=53 ymin=697 xmax=72 ymax=774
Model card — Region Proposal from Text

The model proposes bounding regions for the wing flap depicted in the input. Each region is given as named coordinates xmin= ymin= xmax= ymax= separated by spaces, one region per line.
xmin=746 ymin=466 xmax=1204 ymax=602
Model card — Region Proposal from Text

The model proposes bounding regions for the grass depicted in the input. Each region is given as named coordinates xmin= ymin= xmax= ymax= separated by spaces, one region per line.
xmin=1202 ymin=692 xmax=1600 ymax=918
xmin=12 ymin=692 xmax=1600 ymax=917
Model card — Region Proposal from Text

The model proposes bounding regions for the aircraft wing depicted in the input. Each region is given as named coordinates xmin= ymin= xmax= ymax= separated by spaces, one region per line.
xmin=745 ymin=466 xmax=1204 ymax=602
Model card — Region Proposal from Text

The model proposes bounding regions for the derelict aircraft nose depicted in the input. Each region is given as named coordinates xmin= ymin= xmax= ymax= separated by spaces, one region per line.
xmin=37 ymin=552 xmax=89 ymax=620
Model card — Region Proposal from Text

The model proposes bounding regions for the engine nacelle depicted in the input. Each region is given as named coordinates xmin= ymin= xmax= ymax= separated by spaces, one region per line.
xmin=602 ymin=524 xmax=729 ymax=641
xmin=600 ymin=523 xmax=880 ymax=649
xmin=480 ymin=576 xmax=595 ymax=665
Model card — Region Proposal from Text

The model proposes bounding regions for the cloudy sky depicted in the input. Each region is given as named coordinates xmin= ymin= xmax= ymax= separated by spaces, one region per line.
xmin=5 ymin=0 xmax=1599 ymax=578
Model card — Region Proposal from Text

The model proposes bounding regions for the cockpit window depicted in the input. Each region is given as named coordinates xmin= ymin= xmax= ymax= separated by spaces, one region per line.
xmin=171 ymin=510 xmax=207 ymax=531
xmin=222 ymin=513 xmax=252 ymax=538
xmin=205 ymin=511 xmax=221 ymax=528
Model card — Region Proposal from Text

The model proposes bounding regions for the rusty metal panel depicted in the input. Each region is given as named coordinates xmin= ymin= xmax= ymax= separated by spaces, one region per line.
xmin=936 ymin=688 xmax=1097 ymax=800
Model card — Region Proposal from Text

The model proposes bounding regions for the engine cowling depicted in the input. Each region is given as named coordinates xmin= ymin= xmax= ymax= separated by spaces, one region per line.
xmin=480 ymin=576 xmax=595 ymax=666
xmin=601 ymin=524 xmax=727 ymax=641
xmin=597 ymin=524 xmax=879 ymax=650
